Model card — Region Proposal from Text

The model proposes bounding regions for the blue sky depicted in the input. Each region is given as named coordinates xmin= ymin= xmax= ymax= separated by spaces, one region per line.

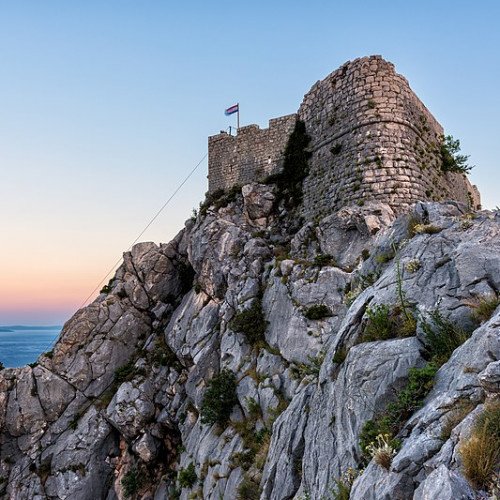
xmin=1 ymin=1 xmax=499 ymax=324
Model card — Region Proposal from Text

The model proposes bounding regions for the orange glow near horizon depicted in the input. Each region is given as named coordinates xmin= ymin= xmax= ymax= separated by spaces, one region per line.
xmin=0 ymin=240 xmax=126 ymax=324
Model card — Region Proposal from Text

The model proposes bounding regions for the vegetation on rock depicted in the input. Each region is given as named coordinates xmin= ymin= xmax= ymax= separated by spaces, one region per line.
xmin=199 ymin=185 xmax=242 ymax=216
xmin=122 ymin=468 xmax=142 ymax=498
xmin=200 ymin=369 xmax=238 ymax=426
xmin=467 ymin=293 xmax=500 ymax=324
xmin=460 ymin=400 xmax=500 ymax=490
xmin=440 ymin=135 xmax=473 ymax=174
xmin=421 ymin=309 xmax=471 ymax=366
xmin=303 ymin=304 xmax=332 ymax=320
xmin=359 ymin=364 xmax=437 ymax=462
xmin=361 ymin=304 xmax=416 ymax=342
xmin=230 ymin=299 xmax=268 ymax=346
xmin=178 ymin=462 xmax=197 ymax=489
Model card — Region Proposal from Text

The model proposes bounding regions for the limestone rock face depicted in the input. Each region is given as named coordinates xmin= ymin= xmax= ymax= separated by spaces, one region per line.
xmin=242 ymin=182 xmax=276 ymax=226
xmin=1 ymin=189 xmax=499 ymax=500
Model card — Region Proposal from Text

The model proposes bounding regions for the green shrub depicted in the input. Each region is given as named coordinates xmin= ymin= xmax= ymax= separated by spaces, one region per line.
xmin=291 ymin=352 xmax=325 ymax=379
xmin=114 ymin=361 xmax=138 ymax=384
xmin=359 ymin=364 xmax=437 ymax=460
xmin=440 ymin=135 xmax=473 ymax=174
xmin=200 ymin=369 xmax=238 ymax=426
xmin=149 ymin=336 xmax=183 ymax=371
xmin=178 ymin=462 xmax=197 ymax=489
xmin=199 ymin=187 xmax=241 ymax=216
xmin=460 ymin=400 xmax=500 ymax=489
xmin=237 ymin=477 xmax=261 ymax=500
xmin=331 ymin=479 xmax=350 ymax=500
xmin=421 ymin=309 xmax=471 ymax=366
xmin=245 ymin=397 xmax=261 ymax=420
xmin=69 ymin=413 xmax=82 ymax=430
xmin=304 ymin=304 xmax=332 ymax=320
xmin=230 ymin=299 xmax=268 ymax=346
xmin=214 ymin=185 xmax=241 ymax=210
xmin=361 ymin=304 xmax=416 ymax=342
xmin=100 ymin=278 xmax=114 ymax=294
xmin=387 ymin=364 xmax=437 ymax=425
xmin=332 ymin=346 xmax=348 ymax=365
xmin=230 ymin=450 xmax=255 ymax=471
xmin=363 ymin=304 xmax=392 ymax=341
xmin=330 ymin=468 xmax=360 ymax=500
xmin=37 ymin=460 xmax=52 ymax=482
xmin=374 ymin=251 xmax=395 ymax=264
xmin=313 ymin=254 xmax=335 ymax=267
xmin=122 ymin=468 xmax=142 ymax=497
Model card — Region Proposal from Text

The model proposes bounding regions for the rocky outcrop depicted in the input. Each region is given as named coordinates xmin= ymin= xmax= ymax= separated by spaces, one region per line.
xmin=1 ymin=184 xmax=499 ymax=500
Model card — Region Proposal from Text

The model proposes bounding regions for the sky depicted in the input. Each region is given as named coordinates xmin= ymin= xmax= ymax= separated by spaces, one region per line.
xmin=1 ymin=1 xmax=499 ymax=325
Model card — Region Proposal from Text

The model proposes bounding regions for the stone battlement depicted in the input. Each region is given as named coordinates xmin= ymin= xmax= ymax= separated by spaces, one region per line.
xmin=207 ymin=56 xmax=480 ymax=216
xmin=208 ymin=114 xmax=297 ymax=192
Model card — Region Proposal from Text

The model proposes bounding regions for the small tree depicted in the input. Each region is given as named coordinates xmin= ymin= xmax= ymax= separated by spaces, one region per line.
xmin=200 ymin=369 xmax=238 ymax=426
xmin=440 ymin=135 xmax=473 ymax=174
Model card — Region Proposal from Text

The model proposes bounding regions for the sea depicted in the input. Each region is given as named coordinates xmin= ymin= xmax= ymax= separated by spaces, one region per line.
xmin=0 ymin=326 xmax=61 ymax=368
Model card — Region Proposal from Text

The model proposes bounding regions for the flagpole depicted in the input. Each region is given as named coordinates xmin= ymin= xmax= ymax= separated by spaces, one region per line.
xmin=237 ymin=103 xmax=240 ymax=131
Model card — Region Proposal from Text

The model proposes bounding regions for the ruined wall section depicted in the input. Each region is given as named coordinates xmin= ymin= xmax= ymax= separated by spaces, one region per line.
xmin=299 ymin=55 xmax=480 ymax=218
xmin=208 ymin=114 xmax=297 ymax=193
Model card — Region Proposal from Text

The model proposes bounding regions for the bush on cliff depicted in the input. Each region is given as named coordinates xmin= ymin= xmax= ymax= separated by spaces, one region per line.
xmin=421 ymin=309 xmax=471 ymax=366
xmin=121 ymin=468 xmax=142 ymax=497
xmin=200 ymin=369 xmax=238 ymax=426
xmin=361 ymin=304 xmax=416 ymax=342
xmin=359 ymin=364 xmax=437 ymax=462
xmin=178 ymin=462 xmax=197 ymax=489
xmin=303 ymin=304 xmax=332 ymax=320
xmin=230 ymin=299 xmax=268 ymax=346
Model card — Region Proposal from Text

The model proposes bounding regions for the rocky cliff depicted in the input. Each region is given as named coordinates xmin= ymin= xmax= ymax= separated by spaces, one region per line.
xmin=1 ymin=179 xmax=499 ymax=500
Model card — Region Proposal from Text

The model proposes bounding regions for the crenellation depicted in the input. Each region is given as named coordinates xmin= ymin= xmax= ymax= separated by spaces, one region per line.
xmin=207 ymin=55 xmax=480 ymax=216
xmin=208 ymin=114 xmax=297 ymax=193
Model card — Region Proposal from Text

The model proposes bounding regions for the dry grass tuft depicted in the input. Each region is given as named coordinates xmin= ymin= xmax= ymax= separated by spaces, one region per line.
xmin=465 ymin=293 xmax=500 ymax=324
xmin=367 ymin=434 xmax=397 ymax=470
xmin=460 ymin=400 xmax=500 ymax=490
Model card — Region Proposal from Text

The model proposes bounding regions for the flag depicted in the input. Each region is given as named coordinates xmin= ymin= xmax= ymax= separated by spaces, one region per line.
xmin=225 ymin=104 xmax=239 ymax=116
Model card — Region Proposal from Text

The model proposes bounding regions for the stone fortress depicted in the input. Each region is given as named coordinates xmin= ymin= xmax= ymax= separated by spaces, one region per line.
xmin=208 ymin=56 xmax=480 ymax=218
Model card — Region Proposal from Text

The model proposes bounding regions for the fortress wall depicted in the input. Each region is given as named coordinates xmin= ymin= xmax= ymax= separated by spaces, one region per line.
xmin=299 ymin=55 xmax=480 ymax=218
xmin=208 ymin=114 xmax=297 ymax=193
xmin=206 ymin=56 xmax=480 ymax=216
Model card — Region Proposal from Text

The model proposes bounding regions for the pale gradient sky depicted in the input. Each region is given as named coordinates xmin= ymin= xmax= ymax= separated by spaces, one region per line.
xmin=1 ymin=1 xmax=499 ymax=325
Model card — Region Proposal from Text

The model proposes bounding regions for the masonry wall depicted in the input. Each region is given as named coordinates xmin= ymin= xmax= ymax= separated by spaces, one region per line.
xmin=299 ymin=55 xmax=480 ymax=218
xmin=208 ymin=114 xmax=297 ymax=193
xmin=207 ymin=56 xmax=480 ymax=217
